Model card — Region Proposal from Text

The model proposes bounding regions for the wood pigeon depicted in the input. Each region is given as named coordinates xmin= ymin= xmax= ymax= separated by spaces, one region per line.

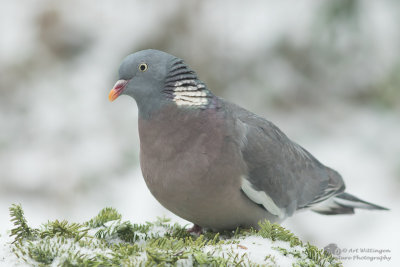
xmin=108 ymin=49 xmax=388 ymax=232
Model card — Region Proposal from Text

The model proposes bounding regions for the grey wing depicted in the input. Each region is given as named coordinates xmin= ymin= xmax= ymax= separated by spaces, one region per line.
xmin=228 ymin=103 xmax=345 ymax=218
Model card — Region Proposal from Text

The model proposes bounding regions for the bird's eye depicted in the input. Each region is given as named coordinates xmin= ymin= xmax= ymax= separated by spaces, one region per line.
xmin=138 ymin=63 xmax=148 ymax=72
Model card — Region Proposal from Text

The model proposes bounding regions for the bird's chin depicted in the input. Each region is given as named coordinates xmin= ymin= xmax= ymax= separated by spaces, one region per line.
xmin=109 ymin=79 xmax=128 ymax=101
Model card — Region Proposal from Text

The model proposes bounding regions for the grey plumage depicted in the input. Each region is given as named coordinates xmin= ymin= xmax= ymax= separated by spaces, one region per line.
xmin=109 ymin=49 xmax=388 ymax=231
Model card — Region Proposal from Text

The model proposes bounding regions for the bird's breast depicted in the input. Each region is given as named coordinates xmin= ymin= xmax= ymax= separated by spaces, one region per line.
xmin=138 ymin=107 xmax=226 ymax=185
xmin=137 ymin=106 xmax=244 ymax=219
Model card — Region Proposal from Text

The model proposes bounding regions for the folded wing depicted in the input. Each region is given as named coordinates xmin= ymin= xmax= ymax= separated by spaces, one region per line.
xmin=227 ymin=102 xmax=345 ymax=218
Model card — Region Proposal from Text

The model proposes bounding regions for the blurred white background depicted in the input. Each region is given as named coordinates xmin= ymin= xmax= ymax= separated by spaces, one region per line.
xmin=1 ymin=1 xmax=399 ymax=266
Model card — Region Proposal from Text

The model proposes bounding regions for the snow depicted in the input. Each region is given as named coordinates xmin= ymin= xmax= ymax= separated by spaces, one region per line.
xmin=0 ymin=232 xmax=21 ymax=267
xmin=211 ymin=236 xmax=301 ymax=266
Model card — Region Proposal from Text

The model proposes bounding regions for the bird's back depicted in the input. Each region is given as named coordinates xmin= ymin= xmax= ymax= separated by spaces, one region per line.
xmin=223 ymin=100 xmax=346 ymax=215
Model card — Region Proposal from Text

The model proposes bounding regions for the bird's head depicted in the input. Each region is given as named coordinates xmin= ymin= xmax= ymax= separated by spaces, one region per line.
xmin=109 ymin=49 xmax=213 ymax=118
xmin=109 ymin=49 xmax=172 ymax=104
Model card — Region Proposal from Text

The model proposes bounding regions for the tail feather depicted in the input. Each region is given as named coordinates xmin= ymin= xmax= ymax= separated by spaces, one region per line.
xmin=311 ymin=192 xmax=389 ymax=215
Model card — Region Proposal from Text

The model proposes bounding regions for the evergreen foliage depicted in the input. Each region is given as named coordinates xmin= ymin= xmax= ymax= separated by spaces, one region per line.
xmin=8 ymin=204 xmax=342 ymax=266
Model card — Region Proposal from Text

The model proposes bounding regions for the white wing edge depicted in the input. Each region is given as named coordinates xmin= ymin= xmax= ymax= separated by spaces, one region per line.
xmin=241 ymin=177 xmax=285 ymax=219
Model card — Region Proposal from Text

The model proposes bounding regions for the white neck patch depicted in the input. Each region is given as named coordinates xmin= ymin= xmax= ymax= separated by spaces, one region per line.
xmin=172 ymin=80 xmax=210 ymax=107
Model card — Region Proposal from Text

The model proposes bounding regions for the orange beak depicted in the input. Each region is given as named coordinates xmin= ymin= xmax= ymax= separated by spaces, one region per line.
xmin=109 ymin=80 xmax=128 ymax=102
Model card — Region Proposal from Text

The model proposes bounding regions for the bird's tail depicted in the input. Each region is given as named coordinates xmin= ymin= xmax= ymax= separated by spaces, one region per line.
xmin=311 ymin=192 xmax=389 ymax=215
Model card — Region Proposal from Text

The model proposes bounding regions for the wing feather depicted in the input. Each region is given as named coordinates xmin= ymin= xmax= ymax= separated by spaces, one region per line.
xmin=226 ymin=101 xmax=345 ymax=216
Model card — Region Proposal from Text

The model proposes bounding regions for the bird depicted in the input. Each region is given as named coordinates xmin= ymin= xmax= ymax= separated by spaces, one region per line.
xmin=108 ymin=49 xmax=388 ymax=232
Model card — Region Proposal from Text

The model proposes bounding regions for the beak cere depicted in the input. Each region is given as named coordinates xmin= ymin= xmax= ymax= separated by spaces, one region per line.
xmin=109 ymin=79 xmax=128 ymax=102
